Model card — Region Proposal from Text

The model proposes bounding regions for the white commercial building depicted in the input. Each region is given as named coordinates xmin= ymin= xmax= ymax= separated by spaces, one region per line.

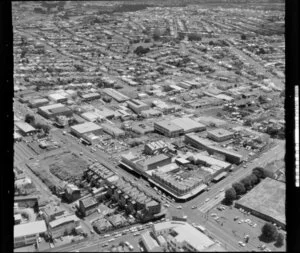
xmin=14 ymin=220 xmax=47 ymax=248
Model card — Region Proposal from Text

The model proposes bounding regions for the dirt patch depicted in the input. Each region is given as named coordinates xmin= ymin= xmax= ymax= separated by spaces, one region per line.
xmin=49 ymin=152 xmax=88 ymax=185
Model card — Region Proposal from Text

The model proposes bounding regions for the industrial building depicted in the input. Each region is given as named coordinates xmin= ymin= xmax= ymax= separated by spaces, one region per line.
xmin=14 ymin=220 xmax=47 ymax=248
xmin=235 ymin=178 xmax=286 ymax=229
xmin=207 ymin=128 xmax=234 ymax=142
xmin=101 ymin=123 xmax=125 ymax=137
xmin=152 ymin=100 xmax=175 ymax=114
xmin=131 ymin=123 xmax=154 ymax=135
xmin=154 ymin=121 xmax=184 ymax=137
xmin=64 ymin=184 xmax=81 ymax=202
xmin=28 ymin=98 xmax=49 ymax=108
xmin=171 ymin=117 xmax=206 ymax=134
xmin=48 ymin=93 xmax=68 ymax=103
xmin=80 ymin=92 xmax=101 ymax=102
xmin=48 ymin=215 xmax=80 ymax=238
xmin=70 ymin=122 xmax=102 ymax=138
xmin=15 ymin=121 xmax=37 ymax=136
xmin=81 ymin=111 xmax=100 ymax=122
xmin=140 ymin=231 xmax=162 ymax=252
xmin=127 ymin=99 xmax=150 ymax=114
xmin=38 ymin=103 xmax=73 ymax=119
xmin=103 ymin=88 xmax=129 ymax=102
xmin=96 ymin=107 xmax=115 ymax=119
xmin=185 ymin=133 xmax=243 ymax=164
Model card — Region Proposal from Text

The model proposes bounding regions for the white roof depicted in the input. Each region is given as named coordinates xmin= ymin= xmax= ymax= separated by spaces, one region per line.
xmin=171 ymin=118 xmax=205 ymax=132
xmin=15 ymin=121 xmax=36 ymax=133
xmin=48 ymin=93 xmax=67 ymax=101
xmin=71 ymin=122 xmax=102 ymax=134
xmin=14 ymin=220 xmax=47 ymax=238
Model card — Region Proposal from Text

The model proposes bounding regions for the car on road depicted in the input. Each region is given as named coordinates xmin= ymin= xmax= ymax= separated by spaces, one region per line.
xmin=191 ymin=205 xmax=197 ymax=209
xmin=243 ymin=165 xmax=247 ymax=168
xmin=114 ymin=234 xmax=121 ymax=238
xmin=176 ymin=205 xmax=182 ymax=209
xmin=215 ymin=195 xmax=219 ymax=199
xmin=108 ymin=238 xmax=115 ymax=242
xmin=102 ymin=243 xmax=108 ymax=247
xmin=104 ymin=234 xmax=110 ymax=238
xmin=205 ymin=198 xmax=210 ymax=202
xmin=219 ymin=188 xmax=224 ymax=192
xmin=133 ymin=232 xmax=139 ymax=236
xmin=164 ymin=203 xmax=170 ymax=208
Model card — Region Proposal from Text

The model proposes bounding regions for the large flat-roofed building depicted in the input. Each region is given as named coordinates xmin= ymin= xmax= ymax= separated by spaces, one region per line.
xmin=101 ymin=123 xmax=125 ymax=137
xmin=171 ymin=118 xmax=206 ymax=134
xmin=48 ymin=93 xmax=68 ymax=103
xmin=151 ymin=172 xmax=203 ymax=197
xmin=15 ymin=122 xmax=37 ymax=136
xmin=235 ymin=178 xmax=285 ymax=229
xmin=14 ymin=220 xmax=47 ymax=248
xmin=81 ymin=111 xmax=100 ymax=122
xmin=152 ymin=100 xmax=175 ymax=114
xmin=96 ymin=107 xmax=115 ymax=119
xmin=70 ymin=122 xmax=102 ymax=137
xmin=185 ymin=133 xmax=243 ymax=164
xmin=207 ymin=128 xmax=234 ymax=142
xmin=145 ymin=140 xmax=169 ymax=155
xmin=42 ymin=204 xmax=66 ymax=223
xmin=121 ymin=153 xmax=172 ymax=176
xmin=49 ymin=215 xmax=80 ymax=239
xmin=154 ymin=121 xmax=184 ymax=137
xmin=152 ymin=221 xmax=224 ymax=252
xmin=38 ymin=103 xmax=72 ymax=119
xmin=80 ymin=92 xmax=101 ymax=102
xmin=127 ymin=99 xmax=150 ymax=114
xmin=103 ymin=88 xmax=129 ymax=102
xmin=28 ymin=98 xmax=49 ymax=108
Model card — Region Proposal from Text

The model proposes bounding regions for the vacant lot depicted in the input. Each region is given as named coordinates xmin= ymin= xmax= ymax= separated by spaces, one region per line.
xmin=49 ymin=152 xmax=88 ymax=185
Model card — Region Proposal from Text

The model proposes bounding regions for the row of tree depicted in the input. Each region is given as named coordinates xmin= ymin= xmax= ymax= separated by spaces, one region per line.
xmin=225 ymin=167 xmax=266 ymax=204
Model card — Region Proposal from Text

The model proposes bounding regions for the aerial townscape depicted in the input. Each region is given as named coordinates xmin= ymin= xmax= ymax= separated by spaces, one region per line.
xmin=13 ymin=0 xmax=285 ymax=252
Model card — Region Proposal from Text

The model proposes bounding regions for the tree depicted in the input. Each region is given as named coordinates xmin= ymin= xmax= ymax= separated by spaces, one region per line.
xmin=41 ymin=124 xmax=51 ymax=134
xmin=25 ymin=114 xmax=35 ymax=125
xmin=232 ymin=182 xmax=246 ymax=195
xmin=240 ymin=176 xmax=252 ymax=190
xmin=252 ymin=167 xmax=266 ymax=179
xmin=248 ymin=173 xmax=259 ymax=186
xmin=241 ymin=34 xmax=247 ymax=40
xmin=224 ymin=188 xmax=237 ymax=203
xmin=261 ymin=223 xmax=278 ymax=241
xmin=275 ymin=233 xmax=284 ymax=247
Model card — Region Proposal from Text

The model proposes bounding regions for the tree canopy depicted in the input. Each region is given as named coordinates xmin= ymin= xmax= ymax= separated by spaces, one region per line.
xmin=232 ymin=182 xmax=246 ymax=195
xmin=224 ymin=188 xmax=237 ymax=203
xmin=261 ymin=223 xmax=278 ymax=242
xmin=252 ymin=167 xmax=266 ymax=179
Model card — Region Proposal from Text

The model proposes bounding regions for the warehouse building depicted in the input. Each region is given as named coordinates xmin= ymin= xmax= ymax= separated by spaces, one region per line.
xmin=70 ymin=122 xmax=102 ymax=138
xmin=38 ymin=103 xmax=72 ymax=119
xmin=15 ymin=121 xmax=37 ymax=136
xmin=171 ymin=117 xmax=206 ymax=134
xmin=185 ymin=133 xmax=243 ymax=164
xmin=154 ymin=121 xmax=184 ymax=137
xmin=103 ymin=88 xmax=129 ymax=102
xmin=42 ymin=204 xmax=66 ymax=223
xmin=49 ymin=215 xmax=80 ymax=239
xmin=81 ymin=112 xmax=100 ymax=122
xmin=235 ymin=178 xmax=285 ymax=229
xmin=127 ymin=99 xmax=150 ymax=114
xmin=96 ymin=107 xmax=115 ymax=119
xmin=48 ymin=93 xmax=68 ymax=103
xmin=14 ymin=220 xmax=47 ymax=248
xmin=80 ymin=92 xmax=101 ymax=102
xmin=207 ymin=128 xmax=234 ymax=142
xmin=101 ymin=123 xmax=125 ymax=137
xmin=28 ymin=98 xmax=49 ymax=108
